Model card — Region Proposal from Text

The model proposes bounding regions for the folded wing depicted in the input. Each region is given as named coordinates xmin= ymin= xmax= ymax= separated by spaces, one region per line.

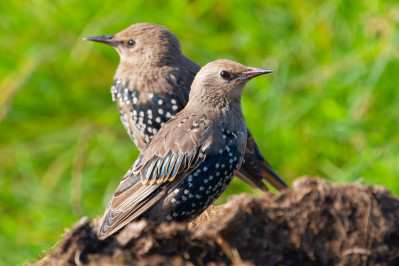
xmin=98 ymin=114 xmax=209 ymax=239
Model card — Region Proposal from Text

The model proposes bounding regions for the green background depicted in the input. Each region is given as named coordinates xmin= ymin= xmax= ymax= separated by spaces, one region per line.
xmin=1 ymin=0 xmax=398 ymax=264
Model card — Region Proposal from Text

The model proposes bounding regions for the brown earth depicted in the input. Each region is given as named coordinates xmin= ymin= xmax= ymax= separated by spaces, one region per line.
xmin=35 ymin=177 xmax=399 ymax=266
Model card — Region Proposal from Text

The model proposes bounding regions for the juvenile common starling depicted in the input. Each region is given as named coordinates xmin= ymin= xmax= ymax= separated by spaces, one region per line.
xmin=98 ymin=59 xmax=274 ymax=239
xmin=84 ymin=23 xmax=288 ymax=192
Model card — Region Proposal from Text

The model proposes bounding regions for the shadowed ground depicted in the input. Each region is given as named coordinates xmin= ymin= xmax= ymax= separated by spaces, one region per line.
xmin=35 ymin=177 xmax=399 ymax=265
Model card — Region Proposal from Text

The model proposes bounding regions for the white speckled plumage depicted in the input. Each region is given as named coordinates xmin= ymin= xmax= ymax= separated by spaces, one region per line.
xmin=96 ymin=59 xmax=273 ymax=239
xmin=84 ymin=24 xmax=289 ymax=223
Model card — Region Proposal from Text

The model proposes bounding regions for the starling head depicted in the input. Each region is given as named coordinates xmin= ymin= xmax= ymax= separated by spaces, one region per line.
xmin=84 ymin=23 xmax=182 ymax=66
xmin=189 ymin=59 xmax=274 ymax=106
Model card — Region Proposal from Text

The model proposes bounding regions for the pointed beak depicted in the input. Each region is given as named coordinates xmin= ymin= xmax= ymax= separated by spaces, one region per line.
xmin=83 ymin=34 xmax=119 ymax=46
xmin=241 ymin=68 xmax=274 ymax=80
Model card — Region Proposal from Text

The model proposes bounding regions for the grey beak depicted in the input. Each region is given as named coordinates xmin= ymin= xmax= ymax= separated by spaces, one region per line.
xmin=241 ymin=68 xmax=274 ymax=80
xmin=83 ymin=34 xmax=118 ymax=46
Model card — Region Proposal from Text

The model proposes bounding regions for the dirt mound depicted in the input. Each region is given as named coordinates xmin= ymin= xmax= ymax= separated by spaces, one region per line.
xmin=36 ymin=177 xmax=399 ymax=265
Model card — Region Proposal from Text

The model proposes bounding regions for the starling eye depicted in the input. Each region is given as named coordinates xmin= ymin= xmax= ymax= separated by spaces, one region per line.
xmin=127 ymin=39 xmax=135 ymax=46
xmin=220 ymin=71 xmax=230 ymax=79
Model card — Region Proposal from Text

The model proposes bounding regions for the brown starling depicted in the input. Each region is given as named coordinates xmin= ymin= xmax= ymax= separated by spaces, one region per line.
xmin=84 ymin=23 xmax=287 ymax=192
xmin=98 ymin=59 xmax=274 ymax=239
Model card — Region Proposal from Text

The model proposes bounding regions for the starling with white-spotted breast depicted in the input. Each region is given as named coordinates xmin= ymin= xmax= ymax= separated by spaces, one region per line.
xmin=98 ymin=59 xmax=275 ymax=239
xmin=84 ymin=23 xmax=287 ymax=192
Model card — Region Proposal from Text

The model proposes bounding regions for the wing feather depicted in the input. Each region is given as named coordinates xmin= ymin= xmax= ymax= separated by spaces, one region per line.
xmin=98 ymin=114 xmax=209 ymax=239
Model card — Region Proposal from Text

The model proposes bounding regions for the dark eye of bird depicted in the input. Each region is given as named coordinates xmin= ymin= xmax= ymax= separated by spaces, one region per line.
xmin=220 ymin=71 xmax=230 ymax=79
xmin=128 ymin=40 xmax=135 ymax=46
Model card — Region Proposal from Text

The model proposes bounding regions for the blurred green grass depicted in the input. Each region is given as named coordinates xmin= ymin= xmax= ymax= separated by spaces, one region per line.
xmin=1 ymin=0 xmax=399 ymax=264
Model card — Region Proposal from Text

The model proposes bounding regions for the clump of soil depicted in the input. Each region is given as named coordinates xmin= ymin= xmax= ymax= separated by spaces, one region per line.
xmin=36 ymin=177 xmax=399 ymax=265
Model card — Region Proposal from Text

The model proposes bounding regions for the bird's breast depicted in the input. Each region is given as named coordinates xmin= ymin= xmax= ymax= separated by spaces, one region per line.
xmin=145 ymin=129 xmax=245 ymax=222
